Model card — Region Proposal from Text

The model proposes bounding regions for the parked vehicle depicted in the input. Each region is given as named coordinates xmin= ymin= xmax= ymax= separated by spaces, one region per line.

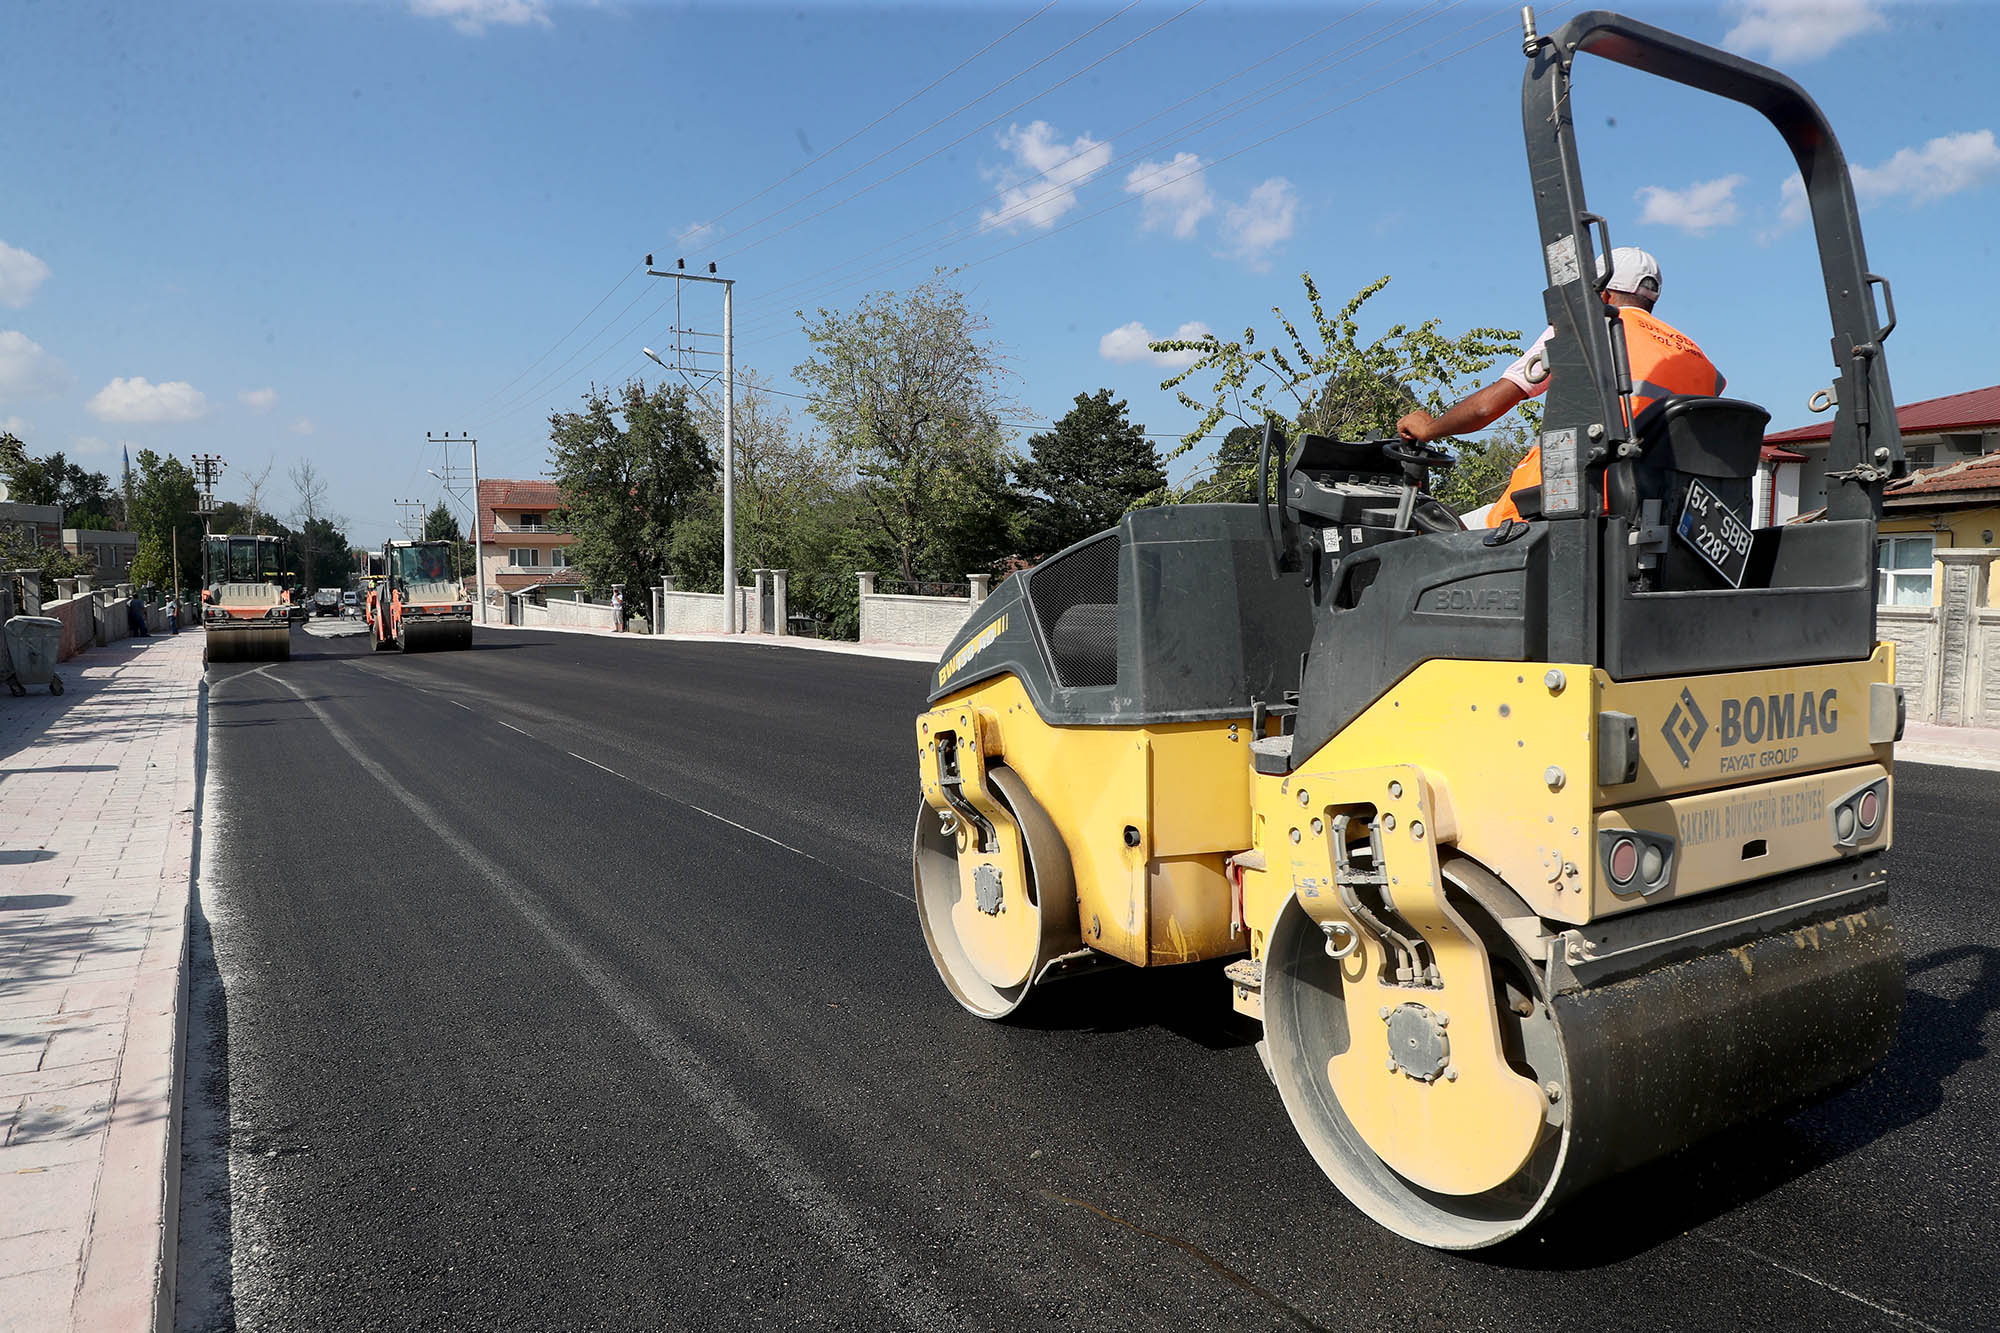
xmin=312 ymin=588 xmax=341 ymax=617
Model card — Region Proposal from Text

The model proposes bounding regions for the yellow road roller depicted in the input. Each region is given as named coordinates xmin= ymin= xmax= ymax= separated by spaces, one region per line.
xmin=367 ymin=538 xmax=474 ymax=652
xmin=201 ymin=534 xmax=292 ymax=664
xmin=913 ymin=9 xmax=1907 ymax=1249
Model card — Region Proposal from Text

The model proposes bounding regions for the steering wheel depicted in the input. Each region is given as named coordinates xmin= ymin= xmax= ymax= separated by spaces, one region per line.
xmin=1382 ymin=439 xmax=1456 ymax=470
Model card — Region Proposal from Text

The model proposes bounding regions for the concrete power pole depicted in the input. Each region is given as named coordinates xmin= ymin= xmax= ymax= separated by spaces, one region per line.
xmin=190 ymin=454 xmax=224 ymax=587
xmin=427 ymin=432 xmax=487 ymax=623
xmin=643 ymin=255 xmax=736 ymax=632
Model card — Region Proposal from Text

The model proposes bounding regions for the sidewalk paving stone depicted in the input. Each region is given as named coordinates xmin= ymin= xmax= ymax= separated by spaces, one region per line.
xmin=0 ymin=630 xmax=205 ymax=1333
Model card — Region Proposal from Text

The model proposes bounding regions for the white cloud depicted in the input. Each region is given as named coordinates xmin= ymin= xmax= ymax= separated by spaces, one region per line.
xmin=1099 ymin=319 xmax=1214 ymax=369
xmin=409 ymin=0 xmax=551 ymax=36
xmin=0 ymin=331 xmax=72 ymax=400
xmin=0 ymin=242 xmax=51 ymax=309
xmin=86 ymin=376 xmax=210 ymax=423
xmin=238 ymin=386 xmax=278 ymax=412
xmin=1724 ymin=1 xmax=1886 ymax=62
xmin=1636 ymin=174 xmax=1747 ymax=233
xmin=980 ymin=121 xmax=1113 ymax=232
xmin=1125 ymin=154 xmax=1215 ymax=240
xmin=1853 ymin=128 xmax=2000 ymax=204
xmin=1218 ymin=177 xmax=1299 ymax=271
xmin=1770 ymin=129 xmax=2000 ymax=235
xmin=675 ymin=220 xmax=714 ymax=248
xmin=288 ymin=417 xmax=315 ymax=436
xmin=69 ymin=435 xmax=113 ymax=456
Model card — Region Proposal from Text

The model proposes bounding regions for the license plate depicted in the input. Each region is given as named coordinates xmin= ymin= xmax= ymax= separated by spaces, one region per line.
xmin=1675 ymin=478 xmax=1754 ymax=587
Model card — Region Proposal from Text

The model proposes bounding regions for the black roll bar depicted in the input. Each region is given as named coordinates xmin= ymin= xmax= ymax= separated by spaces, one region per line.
xmin=1517 ymin=7 xmax=1900 ymax=661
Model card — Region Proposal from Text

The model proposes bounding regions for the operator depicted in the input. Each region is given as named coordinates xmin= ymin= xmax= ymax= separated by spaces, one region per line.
xmin=1394 ymin=247 xmax=1725 ymax=525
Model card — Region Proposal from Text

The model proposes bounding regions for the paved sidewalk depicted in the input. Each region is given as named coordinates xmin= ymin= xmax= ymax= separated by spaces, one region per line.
xmin=1896 ymin=719 xmax=2000 ymax=772
xmin=1 ymin=631 xmax=204 ymax=1333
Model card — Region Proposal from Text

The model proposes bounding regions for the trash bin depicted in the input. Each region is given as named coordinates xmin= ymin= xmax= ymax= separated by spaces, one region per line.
xmin=4 ymin=615 xmax=64 ymax=696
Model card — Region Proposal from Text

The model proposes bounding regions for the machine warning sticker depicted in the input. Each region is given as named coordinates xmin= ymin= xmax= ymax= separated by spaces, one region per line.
xmin=1545 ymin=234 xmax=1580 ymax=287
xmin=937 ymin=613 xmax=1009 ymax=689
xmin=1540 ymin=428 xmax=1580 ymax=513
xmin=1676 ymin=479 xmax=1754 ymax=587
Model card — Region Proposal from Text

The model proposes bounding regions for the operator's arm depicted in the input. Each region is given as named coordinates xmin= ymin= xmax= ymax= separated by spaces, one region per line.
xmin=1396 ymin=379 xmax=1529 ymax=444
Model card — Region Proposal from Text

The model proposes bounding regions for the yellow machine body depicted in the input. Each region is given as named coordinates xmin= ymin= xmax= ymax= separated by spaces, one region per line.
xmin=921 ymin=647 xmax=1899 ymax=1215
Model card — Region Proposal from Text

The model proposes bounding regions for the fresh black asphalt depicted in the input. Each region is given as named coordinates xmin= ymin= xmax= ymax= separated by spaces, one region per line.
xmin=177 ymin=623 xmax=1997 ymax=1331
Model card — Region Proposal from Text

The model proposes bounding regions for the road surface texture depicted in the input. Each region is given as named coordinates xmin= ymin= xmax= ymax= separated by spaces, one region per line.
xmin=178 ymin=622 xmax=1996 ymax=1331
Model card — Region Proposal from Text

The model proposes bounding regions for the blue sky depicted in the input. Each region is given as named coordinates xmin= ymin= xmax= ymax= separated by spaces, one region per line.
xmin=4 ymin=0 xmax=1996 ymax=547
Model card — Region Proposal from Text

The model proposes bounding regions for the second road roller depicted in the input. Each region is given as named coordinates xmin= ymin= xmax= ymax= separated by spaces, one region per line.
xmin=912 ymin=8 xmax=1906 ymax=1248
xmin=366 ymin=538 xmax=475 ymax=652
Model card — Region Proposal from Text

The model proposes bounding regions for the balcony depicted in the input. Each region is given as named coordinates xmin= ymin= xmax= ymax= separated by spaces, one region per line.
xmin=491 ymin=519 xmax=572 ymax=534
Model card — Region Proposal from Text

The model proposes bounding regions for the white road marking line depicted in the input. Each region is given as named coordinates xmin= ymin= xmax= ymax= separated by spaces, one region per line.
xmin=1698 ymin=1235 xmax=1942 ymax=1332
xmin=265 ymin=671 xmax=944 ymax=1331
xmin=568 ymin=750 xmax=616 ymax=774
xmin=337 ymin=653 xmax=908 ymax=902
xmin=452 ymin=700 xmax=472 ymax=711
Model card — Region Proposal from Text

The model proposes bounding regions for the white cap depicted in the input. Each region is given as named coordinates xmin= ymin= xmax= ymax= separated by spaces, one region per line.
xmin=1597 ymin=246 xmax=1661 ymax=296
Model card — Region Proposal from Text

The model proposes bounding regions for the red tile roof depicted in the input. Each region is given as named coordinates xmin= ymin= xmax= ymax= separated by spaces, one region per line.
xmin=1766 ymin=383 xmax=2000 ymax=446
xmin=477 ymin=478 xmax=569 ymax=542
xmin=1790 ymin=450 xmax=2000 ymax=523
xmin=1881 ymin=451 xmax=2000 ymax=505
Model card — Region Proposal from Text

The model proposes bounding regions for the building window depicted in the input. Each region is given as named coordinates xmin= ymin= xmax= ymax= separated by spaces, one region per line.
xmin=508 ymin=547 xmax=541 ymax=568
xmin=1877 ymin=535 xmax=1934 ymax=606
xmin=549 ymin=547 xmax=570 ymax=569
xmin=518 ymin=512 xmax=543 ymax=527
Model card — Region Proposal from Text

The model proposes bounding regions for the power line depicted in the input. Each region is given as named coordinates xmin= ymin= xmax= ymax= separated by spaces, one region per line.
xmin=723 ymin=0 xmax=1396 ymax=332
xmin=491 ymin=0 xmax=1366 ymax=411
xmin=463 ymin=261 xmax=644 ymax=417
xmin=689 ymin=1 xmax=1063 ymax=237
xmin=680 ymin=1 xmax=1149 ymax=263
xmin=709 ymin=0 xmax=1205 ymax=267
xmin=727 ymin=0 xmax=1459 ymax=342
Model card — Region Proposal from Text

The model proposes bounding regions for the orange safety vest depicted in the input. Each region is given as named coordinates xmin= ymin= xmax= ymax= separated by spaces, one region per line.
xmin=1488 ymin=308 xmax=1725 ymax=526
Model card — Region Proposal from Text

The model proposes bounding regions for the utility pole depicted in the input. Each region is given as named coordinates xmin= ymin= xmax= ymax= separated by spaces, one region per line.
xmin=191 ymin=453 xmax=224 ymax=589
xmin=427 ymin=431 xmax=487 ymax=622
xmin=393 ymin=499 xmax=425 ymax=541
xmin=644 ymin=254 xmax=736 ymax=632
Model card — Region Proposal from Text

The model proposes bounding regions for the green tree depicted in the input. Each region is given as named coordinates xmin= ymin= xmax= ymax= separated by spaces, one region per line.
xmin=1011 ymin=389 xmax=1165 ymax=558
xmin=794 ymin=276 xmax=1017 ymax=582
xmin=1151 ymin=275 xmax=1521 ymax=504
xmin=1429 ymin=419 xmax=1535 ymax=515
xmin=547 ymin=379 xmax=713 ymax=616
xmin=127 ymin=451 xmax=201 ymax=593
xmin=7 ymin=450 xmax=116 ymax=526
xmin=422 ymin=503 xmax=462 ymax=542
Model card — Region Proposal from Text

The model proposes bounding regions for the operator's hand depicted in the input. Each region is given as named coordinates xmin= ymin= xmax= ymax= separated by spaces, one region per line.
xmin=1396 ymin=410 xmax=1437 ymax=443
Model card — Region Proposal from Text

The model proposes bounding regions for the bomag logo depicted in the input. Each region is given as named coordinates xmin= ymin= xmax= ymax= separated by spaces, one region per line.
xmin=937 ymin=614 xmax=1008 ymax=689
xmin=1661 ymin=687 xmax=1838 ymax=769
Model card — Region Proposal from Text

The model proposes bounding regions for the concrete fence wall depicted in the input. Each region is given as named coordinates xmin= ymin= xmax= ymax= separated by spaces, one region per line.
xmin=856 ymin=572 xmax=991 ymax=650
xmin=652 ymin=573 xmax=785 ymax=636
xmin=1877 ymin=606 xmax=1941 ymax=724
xmin=542 ymin=598 xmax=620 ymax=631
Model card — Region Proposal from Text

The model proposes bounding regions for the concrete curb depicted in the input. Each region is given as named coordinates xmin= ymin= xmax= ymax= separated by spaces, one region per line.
xmin=479 ymin=619 xmax=940 ymax=663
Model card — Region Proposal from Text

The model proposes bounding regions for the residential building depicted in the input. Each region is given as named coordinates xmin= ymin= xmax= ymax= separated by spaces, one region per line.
xmin=1785 ymin=385 xmax=2000 ymax=728
xmin=63 ymin=528 xmax=138 ymax=579
xmin=1760 ymin=382 xmax=2000 ymax=526
xmin=477 ymin=478 xmax=585 ymax=608
xmin=0 ymin=500 xmax=62 ymax=551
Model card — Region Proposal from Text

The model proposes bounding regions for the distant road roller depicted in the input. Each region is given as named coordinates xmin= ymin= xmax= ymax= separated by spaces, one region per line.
xmin=366 ymin=539 xmax=474 ymax=652
xmin=913 ymin=9 xmax=1907 ymax=1249
xmin=201 ymin=534 xmax=292 ymax=664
